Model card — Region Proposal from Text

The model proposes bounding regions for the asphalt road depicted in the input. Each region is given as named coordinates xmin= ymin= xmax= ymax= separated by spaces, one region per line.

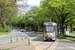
xmin=0 ymin=29 xmax=75 ymax=50
xmin=25 ymin=31 xmax=75 ymax=50
xmin=25 ymin=31 xmax=56 ymax=50
xmin=0 ymin=29 xmax=26 ymax=44
xmin=0 ymin=29 xmax=39 ymax=44
xmin=55 ymin=38 xmax=75 ymax=50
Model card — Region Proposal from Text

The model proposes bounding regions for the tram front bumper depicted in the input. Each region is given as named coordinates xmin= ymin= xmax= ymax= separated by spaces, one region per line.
xmin=44 ymin=36 xmax=56 ymax=40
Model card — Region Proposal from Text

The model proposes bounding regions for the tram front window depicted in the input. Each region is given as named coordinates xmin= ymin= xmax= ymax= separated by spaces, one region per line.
xmin=46 ymin=26 xmax=54 ymax=33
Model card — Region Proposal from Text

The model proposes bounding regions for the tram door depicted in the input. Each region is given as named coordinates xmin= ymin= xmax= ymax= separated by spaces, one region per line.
xmin=43 ymin=22 xmax=57 ymax=40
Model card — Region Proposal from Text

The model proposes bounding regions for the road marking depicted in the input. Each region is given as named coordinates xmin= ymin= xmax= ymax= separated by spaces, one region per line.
xmin=69 ymin=46 xmax=75 ymax=49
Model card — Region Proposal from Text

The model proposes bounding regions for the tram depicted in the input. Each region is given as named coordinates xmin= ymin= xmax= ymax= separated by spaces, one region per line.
xmin=43 ymin=22 xmax=57 ymax=41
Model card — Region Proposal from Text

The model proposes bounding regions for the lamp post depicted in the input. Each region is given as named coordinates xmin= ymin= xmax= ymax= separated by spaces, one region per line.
xmin=50 ymin=7 xmax=55 ymax=22
xmin=23 ymin=16 xmax=25 ymax=28
xmin=11 ymin=19 xmax=12 ymax=32
xmin=11 ymin=18 xmax=14 ymax=32
xmin=23 ymin=16 xmax=25 ymax=20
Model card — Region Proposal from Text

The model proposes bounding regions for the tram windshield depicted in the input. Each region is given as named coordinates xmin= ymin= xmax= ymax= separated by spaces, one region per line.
xmin=46 ymin=26 xmax=54 ymax=33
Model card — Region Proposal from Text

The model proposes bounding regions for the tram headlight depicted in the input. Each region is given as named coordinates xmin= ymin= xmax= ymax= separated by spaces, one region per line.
xmin=46 ymin=35 xmax=48 ymax=37
xmin=51 ymin=35 xmax=52 ymax=37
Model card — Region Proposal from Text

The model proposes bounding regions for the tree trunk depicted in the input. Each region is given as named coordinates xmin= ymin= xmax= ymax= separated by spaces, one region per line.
xmin=61 ymin=15 xmax=65 ymax=35
xmin=58 ymin=27 xmax=59 ymax=34
xmin=61 ymin=21 xmax=65 ymax=35
xmin=57 ymin=25 xmax=59 ymax=34
xmin=3 ymin=22 xmax=6 ymax=30
xmin=60 ymin=22 xmax=62 ymax=34
xmin=70 ymin=23 xmax=72 ymax=32
xmin=38 ymin=26 xmax=40 ymax=31
xmin=34 ymin=25 xmax=36 ymax=32
xmin=58 ymin=21 xmax=59 ymax=34
xmin=66 ymin=24 xmax=67 ymax=31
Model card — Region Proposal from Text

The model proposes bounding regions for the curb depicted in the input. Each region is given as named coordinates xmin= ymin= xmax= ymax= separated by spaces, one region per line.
xmin=48 ymin=39 xmax=59 ymax=50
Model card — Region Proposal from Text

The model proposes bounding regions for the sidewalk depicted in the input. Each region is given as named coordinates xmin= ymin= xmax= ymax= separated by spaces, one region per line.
xmin=0 ymin=39 xmax=35 ymax=50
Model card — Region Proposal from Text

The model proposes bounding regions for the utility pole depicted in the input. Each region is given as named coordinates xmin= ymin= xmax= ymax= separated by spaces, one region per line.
xmin=11 ymin=19 xmax=12 ymax=32
xmin=50 ymin=7 xmax=55 ymax=22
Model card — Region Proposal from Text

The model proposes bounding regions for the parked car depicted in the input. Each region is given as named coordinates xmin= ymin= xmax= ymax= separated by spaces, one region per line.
xmin=21 ymin=29 xmax=26 ymax=32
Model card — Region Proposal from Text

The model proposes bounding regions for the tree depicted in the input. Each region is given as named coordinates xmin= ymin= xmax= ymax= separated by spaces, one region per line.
xmin=40 ymin=0 xmax=75 ymax=35
xmin=0 ymin=0 xmax=18 ymax=30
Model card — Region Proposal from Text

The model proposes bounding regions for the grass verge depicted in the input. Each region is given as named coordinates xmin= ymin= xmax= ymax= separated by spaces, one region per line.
xmin=2 ymin=49 xmax=9 ymax=50
xmin=0 ymin=32 xmax=10 ymax=35
xmin=36 ymin=31 xmax=75 ymax=41
xmin=57 ymin=34 xmax=75 ymax=41
xmin=69 ymin=32 xmax=75 ymax=36
xmin=36 ymin=32 xmax=43 ymax=34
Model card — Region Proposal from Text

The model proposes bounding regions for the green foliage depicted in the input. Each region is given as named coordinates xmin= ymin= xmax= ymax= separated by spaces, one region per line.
xmin=0 ymin=24 xmax=2 ymax=27
xmin=0 ymin=27 xmax=4 ymax=32
xmin=40 ymin=0 xmax=75 ymax=34
xmin=57 ymin=34 xmax=75 ymax=40
xmin=0 ymin=24 xmax=11 ymax=32
xmin=69 ymin=32 xmax=75 ymax=36
xmin=12 ymin=0 xmax=75 ymax=34
xmin=0 ymin=25 xmax=11 ymax=32
xmin=0 ymin=24 xmax=4 ymax=32
xmin=0 ymin=32 xmax=10 ymax=35
xmin=25 ymin=6 xmax=39 ymax=25
xmin=13 ymin=6 xmax=40 ymax=26
xmin=0 ymin=0 xmax=18 ymax=30
xmin=5 ymin=26 xmax=11 ymax=32
xmin=39 ymin=28 xmax=43 ymax=32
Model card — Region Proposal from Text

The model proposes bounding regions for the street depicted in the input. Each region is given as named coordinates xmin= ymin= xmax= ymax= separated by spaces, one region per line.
xmin=56 ymin=38 xmax=75 ymax=50
xmin=0 ymin=29 xmax=26 ymax=43
xmin=0 ymin=29 xmax=75 ymax=50
xmin=0 ymin=0 xmax=75 ymax=50
xmin=25 ymin=30 xmax=75 ymax=50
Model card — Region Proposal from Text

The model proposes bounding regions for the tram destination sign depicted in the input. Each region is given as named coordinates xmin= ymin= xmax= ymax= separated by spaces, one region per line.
xmin=49 ymin=23 xmax=52 ymax=25
xmin=44 ymin=22 xmax=57 ymax=26
xmin=46 ymin=23 xmax=52 ymax=25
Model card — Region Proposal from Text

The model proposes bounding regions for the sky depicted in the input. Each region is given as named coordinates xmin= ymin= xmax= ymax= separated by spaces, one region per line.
xmin=17 ymin=0 xmax=40 ymax=15
xmin=28 ymin=0 xmax=40 ymax=6
xmin=17 ymin=0 xmax=40 ymax=6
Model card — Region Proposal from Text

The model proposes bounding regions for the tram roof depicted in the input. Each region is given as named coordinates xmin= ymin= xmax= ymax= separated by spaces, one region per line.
xmin=44 ymin=22 xmax=57 ymax=26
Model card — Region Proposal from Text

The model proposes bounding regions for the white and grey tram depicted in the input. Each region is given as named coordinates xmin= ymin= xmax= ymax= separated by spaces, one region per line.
xmin=43 ymin=22 xmax=57 ymax=41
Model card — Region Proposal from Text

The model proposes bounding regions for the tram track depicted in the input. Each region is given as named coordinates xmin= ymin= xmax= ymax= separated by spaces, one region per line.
xmin=30 ymin=34 xmax=58 ymax=50
xmin=31 ymin=39 xmax=55 ymax=50
xmin=45 ymin=41 xmax=55 ymax=50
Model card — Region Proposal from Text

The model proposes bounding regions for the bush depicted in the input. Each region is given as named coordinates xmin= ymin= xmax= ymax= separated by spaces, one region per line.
xmin=5 ymin=26 xmax=11 ymax=32
xmin=0 ymin=24 xmax=11 ymax=32
xmin=0 ymin=24 xmax=4 ymax=32
xmin=39 ymin=28 xmax=43 ymax=32
xmin=0 ymin=27 xmax=4 ymax=32
xmin=0 ymin=24 xmax=2 ymax=27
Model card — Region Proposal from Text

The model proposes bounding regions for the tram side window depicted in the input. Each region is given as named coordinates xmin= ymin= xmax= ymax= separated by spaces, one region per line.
xmin=46 ymin=26 xmax=54 ymax=33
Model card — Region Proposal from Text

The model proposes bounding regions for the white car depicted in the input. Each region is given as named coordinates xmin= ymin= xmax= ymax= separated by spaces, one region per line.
xmin=21 ymin=29 xmax=26 ymax=32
